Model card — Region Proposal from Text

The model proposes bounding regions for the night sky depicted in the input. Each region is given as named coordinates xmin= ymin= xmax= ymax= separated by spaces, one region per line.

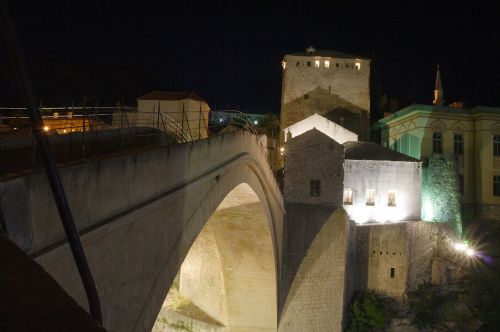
xmin=1 ymin=1 xmax=499 ymax=117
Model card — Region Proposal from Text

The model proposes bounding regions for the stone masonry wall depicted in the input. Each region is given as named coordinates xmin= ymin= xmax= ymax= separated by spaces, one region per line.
xmin=279 ymin=206 xmax=353 ymax=332
xmin=280 ymin=54 xmax=370 ymax=149
xmin=284 ymin=129 xmax=344 ymax=206
xmin=355 ymin=221 xmax=459 ymax=297
xmin=180 ymin=224 xmax=227 ymax=325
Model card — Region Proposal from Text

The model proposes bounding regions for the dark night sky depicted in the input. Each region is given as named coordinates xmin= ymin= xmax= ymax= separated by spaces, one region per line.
xmin=1 ymin=1 xmax=500 ymax=117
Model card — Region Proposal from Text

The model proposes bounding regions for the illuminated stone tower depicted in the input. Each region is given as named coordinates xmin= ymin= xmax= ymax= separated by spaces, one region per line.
xmin=278 ymin=46 xmax=371 ymax=167
xmin=433 ymin=64 xmax=444 ymax=106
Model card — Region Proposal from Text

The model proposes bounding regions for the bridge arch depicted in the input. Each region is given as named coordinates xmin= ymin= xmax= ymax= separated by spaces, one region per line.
xmin=0 ymin=130 xmax=284 ymax=331
xmin=152 ymin=181 xmax=277 ymax=331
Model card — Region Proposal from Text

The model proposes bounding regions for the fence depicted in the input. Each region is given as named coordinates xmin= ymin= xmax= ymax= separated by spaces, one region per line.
xmin=0 ymin=107 xmax=258 ymax=175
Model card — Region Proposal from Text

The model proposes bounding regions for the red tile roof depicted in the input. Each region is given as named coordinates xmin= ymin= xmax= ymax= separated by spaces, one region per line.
xmin=138 ymin=91 xmax=207 ymax=103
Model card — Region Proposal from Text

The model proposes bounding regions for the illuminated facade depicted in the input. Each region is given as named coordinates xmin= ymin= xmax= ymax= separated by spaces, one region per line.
xmin=284 ymin=114 xmax=422 ymax=224
xmin=378 ymin=103 xmax=500 ymax=221
xmin=343 ymin=142 xmax=421 ymax=223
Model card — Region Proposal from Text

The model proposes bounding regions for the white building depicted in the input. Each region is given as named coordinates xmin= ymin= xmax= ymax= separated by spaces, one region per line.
xmin=343 ymin=141 xmax=421 ymax=223
xmin=284 ymin=114 xmax=422 ymax=224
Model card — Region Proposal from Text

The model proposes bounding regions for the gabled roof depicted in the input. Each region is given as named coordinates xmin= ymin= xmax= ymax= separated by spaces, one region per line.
xmin=284 ymin=113 xmax=358 ymax=144
xmin=343 ymin=141 xmax=419 ymax=162
xmin=287 ymin=49 xmax=369 ymax=60
xmin=138 ymin=91 xmax=206 ymax=103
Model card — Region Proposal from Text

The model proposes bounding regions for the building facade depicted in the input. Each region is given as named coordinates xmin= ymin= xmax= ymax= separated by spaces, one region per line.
xmin=113 ymin=91 xmax=210 ymax=141
xmin=278 ymin=46 xmax=371 ymax=167
xmin=284 ymin=114 xmax=422 ymax=224
xmin=377 ymin=104 xmax=500 ymax=221
xmin=283 ymin=118 xmax=455 ymax=304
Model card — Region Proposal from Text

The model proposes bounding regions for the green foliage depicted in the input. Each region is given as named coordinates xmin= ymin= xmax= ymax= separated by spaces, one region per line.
xmin=346 ymin=291 xmax=391 ymax=331
xmin=257 ymin=112 xmax=280 ymax=137
xmin=421 ymin=154 xmax=462 ymax=237
xmin=408 ymin=282 xmax=446 ymax=328
xmin=408 ymin=282 xmax=478 ymax=330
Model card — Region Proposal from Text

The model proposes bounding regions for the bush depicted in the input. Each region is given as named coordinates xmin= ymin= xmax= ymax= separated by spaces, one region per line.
xmin=346 ymin=291 xmax=391 ymax=331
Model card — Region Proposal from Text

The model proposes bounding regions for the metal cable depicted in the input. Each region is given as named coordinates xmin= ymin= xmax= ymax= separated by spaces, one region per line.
xmin=0 ymin=1 xmax=102 ymax=324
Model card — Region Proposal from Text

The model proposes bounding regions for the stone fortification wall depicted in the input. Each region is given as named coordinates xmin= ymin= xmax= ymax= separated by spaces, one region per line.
xmin=279 ymin=205 xmax=353 ymax=332
xmin=355 ymin=221 xmax=459 ymax=296
xmin=355 ymin=223 xmax=410 ymax=296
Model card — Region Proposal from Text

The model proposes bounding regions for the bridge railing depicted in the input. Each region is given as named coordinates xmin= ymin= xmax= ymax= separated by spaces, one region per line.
xmin=0 ymin=107 xmax=261 ymax=175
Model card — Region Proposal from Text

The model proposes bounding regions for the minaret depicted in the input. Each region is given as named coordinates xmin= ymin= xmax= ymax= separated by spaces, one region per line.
xmin=433 ymin=64 xmax=444 ymax=106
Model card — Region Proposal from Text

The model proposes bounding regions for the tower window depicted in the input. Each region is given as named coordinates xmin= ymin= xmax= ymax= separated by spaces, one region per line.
xmin=306 ymin=61 xmax=311 ymax=67
xmin=304 ymin=94 xmax=309 ymax=100
xmin=336 ymin=63 xmax=340 ymax=68
xmin=310 ymin=180 xmax=321 ymax=197
xmin=387 ymin=190 xmax=396 ymax=207
xmin=454 ymin=134 xmax=464 ymax=155
xmin=355 ymin=62 xmax=361 ymax=70
xmin=325 ymin=60 xmax=330 ymax=68
xmin=282 ymin=61 xmax=286 ymax=69
xmin=433 ymin=132 xmax=443 ymax=154
xmin=343 ymin=188 xmax=353 ymax=205
xmin=494 ymin=135 xmax=500 ymax=156
xmin=314 ymin=60 xmax=320 ymax=68
xmin=494 ymin=176 xmax=500 ymax=196
xmin=390 ymin=268 xmax=395 ymax=278
xmin=296 ymin=61 xmax=300 ymax=67
xmin=366 ymin=189 xmax=376 ymax=206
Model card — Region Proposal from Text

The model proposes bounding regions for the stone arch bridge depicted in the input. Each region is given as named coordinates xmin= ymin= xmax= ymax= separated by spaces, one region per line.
xmin=0 ymin=130 xmax=351 ymax=331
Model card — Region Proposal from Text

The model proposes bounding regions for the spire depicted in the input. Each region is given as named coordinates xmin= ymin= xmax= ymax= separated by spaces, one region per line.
xmin=433 ymin=64 xmax=444 ymax=106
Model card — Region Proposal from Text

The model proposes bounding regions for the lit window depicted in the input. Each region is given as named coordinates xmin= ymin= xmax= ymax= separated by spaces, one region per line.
xmin=282 ymin=61 xmax=286 ymax=69
xmin=454 ymin=134 xmax=464 ymax=155
xmin=67 ymin=111 xmax=73 ymax=118
xmin=366 ymin=189 xmax=375 ymax=206
xmin=314 ymin=60 xmax=320 ymax=68
xmin=432 ymin=132 xmax=443 ymax=154
xmin=325 ymin=60 xmax=330 ymax=68
xmin=494 ymin=176 xmax=500 ymax=196
xmin=310 ymin=180 xmax=321 ymax=197
xmin=494 ymin=135 xmax=500 ymax=156
xmin=53 ymin=112 xmax=59 ymax=119
xmin=387 ymin=190 xmax=396 ymax=207
xmin=344 ymin=188 xmax=353 ymax=205
xmin=355 ymin=62 xmax=361 ymax=70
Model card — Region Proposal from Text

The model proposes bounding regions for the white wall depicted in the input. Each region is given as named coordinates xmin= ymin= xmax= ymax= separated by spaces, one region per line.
xmin=137 ymin=99 xmax=210 ymax=140
xmin=343 ymin=160 xmax=421 ymax=223
xmin=283 ymin=113 xmax=358 ymax=144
